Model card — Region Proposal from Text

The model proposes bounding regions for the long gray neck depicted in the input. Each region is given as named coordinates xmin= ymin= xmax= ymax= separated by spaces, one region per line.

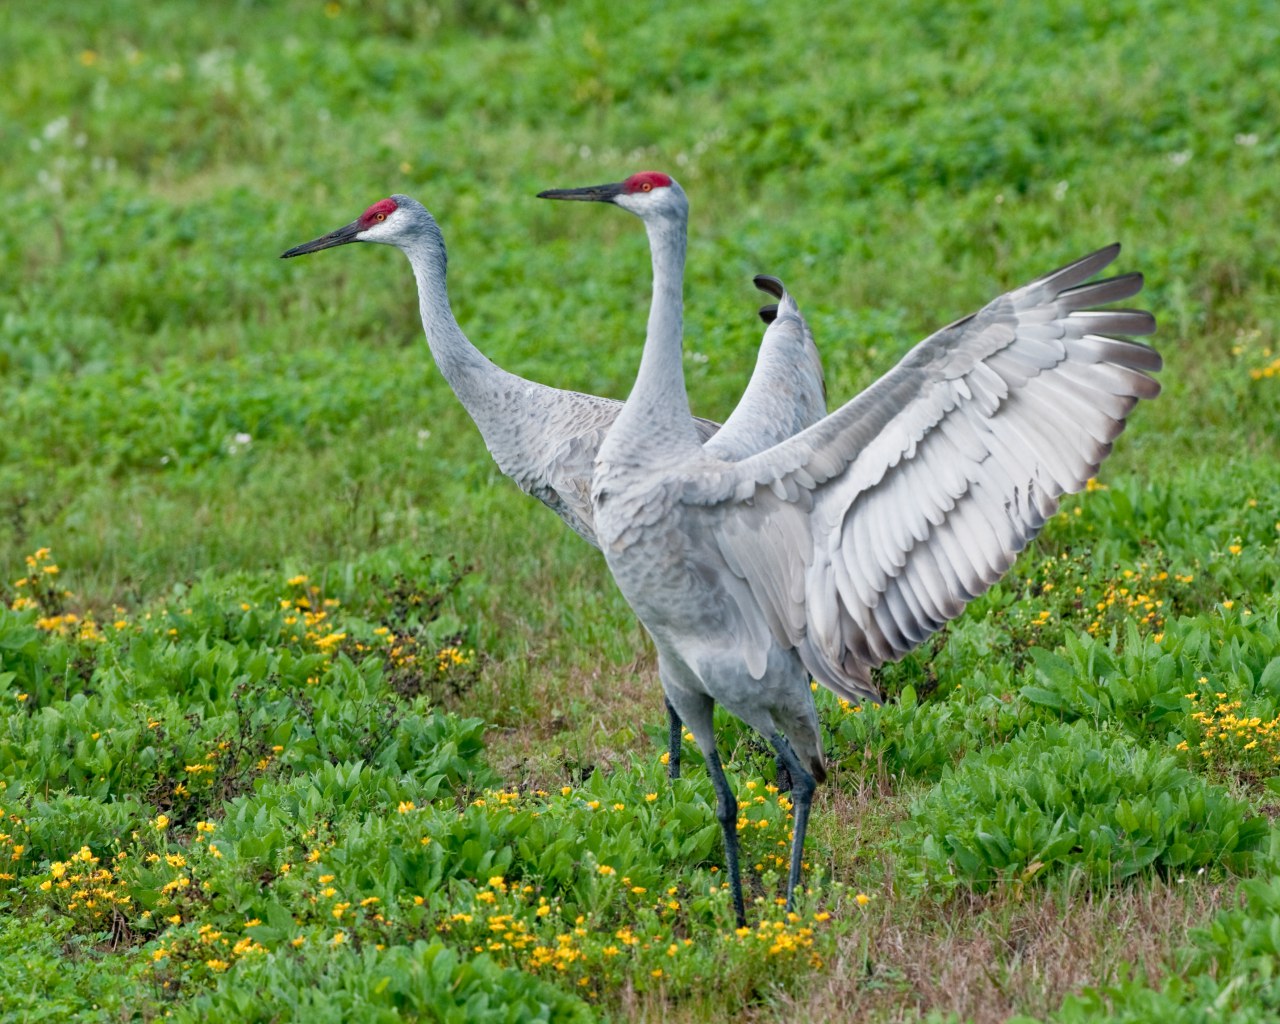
xmin=398 ymin=225 xmax=522 ymax=436
xmin=609 ymin=212 xmax=702 ymax=457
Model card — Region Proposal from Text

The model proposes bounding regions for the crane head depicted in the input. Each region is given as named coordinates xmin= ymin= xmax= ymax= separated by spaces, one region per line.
xmin=537 ymin=171 xmax=684 ymax=219
xmin=281 ymin=197 xmax=406 ymax=258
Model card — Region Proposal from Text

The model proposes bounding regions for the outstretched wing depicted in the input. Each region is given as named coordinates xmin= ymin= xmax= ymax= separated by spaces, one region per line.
xmin=699 ymin=244 xmax=1159 ymax=701
xmin=704 ymin=276 xmax=827 ymax=461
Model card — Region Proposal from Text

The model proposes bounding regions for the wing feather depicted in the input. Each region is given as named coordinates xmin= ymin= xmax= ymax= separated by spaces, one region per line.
xmin=706 ymin=278 xmax=826 ymax=461
xmin=701 ymin=244 xmax=1159 ymax=698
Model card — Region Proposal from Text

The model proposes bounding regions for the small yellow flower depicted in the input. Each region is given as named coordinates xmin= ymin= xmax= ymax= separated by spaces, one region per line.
xmin=855 ymin=892 xmax=871 ymax=907
xmin=597 ymin=865 xmax=616 ymax=877
xmin=153 ymin=814 xmax=170 ymax=830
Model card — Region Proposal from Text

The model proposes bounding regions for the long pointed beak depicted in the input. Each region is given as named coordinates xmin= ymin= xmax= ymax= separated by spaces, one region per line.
xmin=280 ymin=220 xmax=363 ymax=259
xmin=536 ymin=181 xmax=626 ymax=203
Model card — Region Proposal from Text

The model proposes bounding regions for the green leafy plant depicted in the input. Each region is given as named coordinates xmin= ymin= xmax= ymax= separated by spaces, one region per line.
xmin=899 ymin=721 xmax=1266 ymax=893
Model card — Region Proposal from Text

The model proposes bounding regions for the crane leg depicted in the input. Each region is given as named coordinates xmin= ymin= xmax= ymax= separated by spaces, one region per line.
xmin=770 ymin=732 xmax=816 ymax=910
xmin=774 ymin=754 xmax=792 ymax=793
xmin=705 ymin=747 xmax=746 ymax=928
xmin=665 ymin=698 xmax=683 ymax=780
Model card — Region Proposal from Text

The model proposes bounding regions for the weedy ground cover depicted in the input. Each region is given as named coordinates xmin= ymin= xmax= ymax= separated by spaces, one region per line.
xmin=4 ymin=0 xmax=1280 ymax=1020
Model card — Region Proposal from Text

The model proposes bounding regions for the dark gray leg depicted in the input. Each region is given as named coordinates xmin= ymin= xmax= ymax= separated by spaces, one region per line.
xmin=774 ymin=754 xmax=792 ymax=793
xmin=665 ymin=698 xmax=682 ymax=781
xmin=705 ymin=747 xmax=746 ymax=928
xmin=770 ymin=732 xmax=817 ymax=910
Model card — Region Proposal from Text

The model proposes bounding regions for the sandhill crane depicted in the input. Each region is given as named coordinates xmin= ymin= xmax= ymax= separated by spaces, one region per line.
xmin=280 ymin=186 xmax=825 ymax=776
xmin=542 ymin=174 xmax=1160 ymax=926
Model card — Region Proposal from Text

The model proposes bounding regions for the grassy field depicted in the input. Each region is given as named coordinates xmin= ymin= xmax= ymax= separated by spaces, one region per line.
xmin=3 ymin=0 xmax=1280 ymax=1019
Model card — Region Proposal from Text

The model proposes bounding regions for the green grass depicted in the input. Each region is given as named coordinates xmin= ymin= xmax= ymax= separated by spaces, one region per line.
xmin=3 ymin=0 xmax=1280 ymax=1019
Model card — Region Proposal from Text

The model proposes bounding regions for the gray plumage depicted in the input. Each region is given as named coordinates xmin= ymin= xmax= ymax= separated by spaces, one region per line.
xmin=281 ymin=192 xmax=824 ymax=548
xmin=547 ymin=173 xmax=1160 ymax=926
xmin=281 ymin=188 xmax=828 ymax=780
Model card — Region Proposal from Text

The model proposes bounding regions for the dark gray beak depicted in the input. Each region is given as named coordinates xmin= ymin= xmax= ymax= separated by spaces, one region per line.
xmin=536 ymin=181 xmax=626 ymax=203
xmin=280 ymin=220 xmax=363 ymax=259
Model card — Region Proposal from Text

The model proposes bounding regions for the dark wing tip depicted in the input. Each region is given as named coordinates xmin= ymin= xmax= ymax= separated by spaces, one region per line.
xmin=753 ymin=274 xmax=785 ymax=300
xmin=1060 ymin=271 xmax=1146 ymax=309
xmin=1038 ymin=243 xmax=1125 ymax=295
xmin=758 ymin=303 xmax=779 ymax=325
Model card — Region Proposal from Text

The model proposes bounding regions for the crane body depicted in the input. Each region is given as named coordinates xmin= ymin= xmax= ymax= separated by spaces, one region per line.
xmin=544 ymin=173 xmax=1160 ymax=926
xmin=281 ymin=188 xmax=827 ymax=778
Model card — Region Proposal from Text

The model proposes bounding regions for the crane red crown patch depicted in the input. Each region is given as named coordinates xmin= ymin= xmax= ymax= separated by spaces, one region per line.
xmin=623 ymin=171 xmax=672 ymax=193
xmin=358 ymin=197 xmax=398 ymax=227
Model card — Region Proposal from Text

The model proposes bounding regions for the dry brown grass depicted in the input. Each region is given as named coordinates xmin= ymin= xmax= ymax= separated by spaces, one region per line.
xmin=780 ymin=879 xmax=1229 ymax=1023
xmin=481 ymin=649 xmax=663 ymax=788
xmin=594 ymin=878 xmax=1231 ymax=1024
